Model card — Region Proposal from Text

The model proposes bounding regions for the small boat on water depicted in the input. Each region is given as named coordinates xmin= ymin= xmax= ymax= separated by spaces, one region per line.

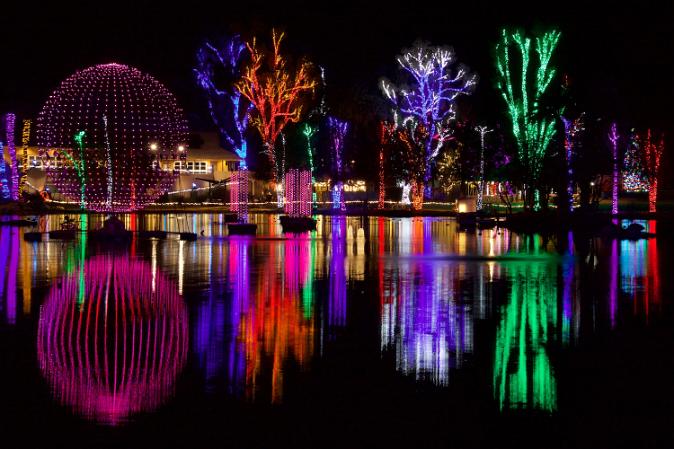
xmin=49 ymin=216 xmax=80 ymax=240
xmin=279 ymin=215 xmax=317 ymax=233
xmin=88 ymin=216 xmax=133 ymax=243
xmin=228 ymin=222 xmax=258 ymax=235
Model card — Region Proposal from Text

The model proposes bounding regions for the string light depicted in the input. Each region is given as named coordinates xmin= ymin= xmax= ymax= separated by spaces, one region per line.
xmin=0 ymin=141 xmax=8 ymax=199
xmin=284 ymin=168 xmax=312 ymax=217
xmin=5 ymin=113 xmax=19 ymax=200
xmin=608 ymin=123 xmax=619 ymax=215
xmin=475 ymin=125 xmax=493 ymax=211
xmin=19 ymin=119 xmax=31 ymax=196
xmin=36 ymin=63 xmax=188 ymax=212
xmin=561 ymin=114 xmax=584 ymax=212
xmin=640 ymin=129 xmax=664 ymax=213
xmin=236 ymin=29 xmax=316 ymax=202
xmin=622 ymin=130 xmax=648 ymax=192
xmin=381 ymin=42 xmax=476 ymax=200
xmin=495 ymin=29 xmax=561 ymax=210
xmin=328 ymin=116 xmax=348 ymax=211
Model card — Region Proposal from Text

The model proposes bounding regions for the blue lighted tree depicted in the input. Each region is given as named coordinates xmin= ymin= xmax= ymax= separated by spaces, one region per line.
xmin=381 ymin=42 xmax=477 ymax=200
xmin=194 ymin=36 xmax=252 ymax=167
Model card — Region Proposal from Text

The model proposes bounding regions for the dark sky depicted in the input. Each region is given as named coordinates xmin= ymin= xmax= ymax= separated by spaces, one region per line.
xmin=2 ymin=1 xmax=672 ymax=143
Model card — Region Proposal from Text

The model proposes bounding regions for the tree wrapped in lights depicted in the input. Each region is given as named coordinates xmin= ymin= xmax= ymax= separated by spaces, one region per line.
xmin=328 ymin=117 xmax=348 ymax=211
xmin=377 ymin=121 xmax=396 ymax=209
xmin=236 ymin=30 xmax=316 ymax=205
xmin=36 ymin=63 xmax=188 ymax=212
xmin=381 ymin=42 xmax=476 ymax=201
xmin=0 ymin=142 xmax=8 ymax=200
xmin=622 ymin=130 xmax=648 ymax=192
xmin=194 ymin=35 xmax=252 ymax=219
xmin=495 ymin=29 xmax=561 ymax=210
xmin=608 ymin=123 xmax=620 ymax=215
xmin=475 ymin=125 xmax=493 ymax=211
xmin=640 ymin=130 xmax=664 ymax=213
xmin=560 ymin=114 xmax=584 ymax=212
xmin=396 ymin=118 xmax=429 ymax=210
xmin=4 ymin=113 xmax=19 ymax=201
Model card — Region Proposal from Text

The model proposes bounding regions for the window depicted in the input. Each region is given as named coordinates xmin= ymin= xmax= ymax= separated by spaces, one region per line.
xmin=226 ymin=161 xmax=240 ymax=172
xmin=185 ymin=161 xmax=208 ymax=174
xmin=28 ymin=156 xmax=42 ymax=168
xmin=174 ymin=161 xmax=184 ymax=171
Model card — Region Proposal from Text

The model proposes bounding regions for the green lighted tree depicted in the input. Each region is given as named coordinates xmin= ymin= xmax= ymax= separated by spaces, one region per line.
xmin=495 ymin=29 xmax=561 ymax=210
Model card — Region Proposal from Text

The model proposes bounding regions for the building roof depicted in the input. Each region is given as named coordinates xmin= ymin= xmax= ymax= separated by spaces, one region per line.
xmin=188 ymin=132 xmax=241 ymax=161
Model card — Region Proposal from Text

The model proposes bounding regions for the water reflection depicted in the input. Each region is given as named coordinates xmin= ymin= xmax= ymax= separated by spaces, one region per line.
xmin=37 ymin=254 xmax=188 ymax=424
xmin=0 ymin=214 xmax=666 ymax=427
xmin=493 ymin=261 xmax=559 ymax=412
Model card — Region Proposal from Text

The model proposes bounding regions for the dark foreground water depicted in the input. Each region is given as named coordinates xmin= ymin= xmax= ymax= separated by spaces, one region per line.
xmin=0 ymin=214 xmax=672 ymax=448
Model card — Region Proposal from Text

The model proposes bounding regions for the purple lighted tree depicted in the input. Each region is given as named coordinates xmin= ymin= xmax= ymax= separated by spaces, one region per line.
xmin=608 ymin=123 xmax=619 ymax=215
xmin=381 ymin=42 xmax=477 ymax=200
xmin=4 ymin=113 xmax=19 ymax=201
xmin=194 ymin=36 xmax=253 ymax=219
xmin=328 ymin=117 xmax=348 ymax=211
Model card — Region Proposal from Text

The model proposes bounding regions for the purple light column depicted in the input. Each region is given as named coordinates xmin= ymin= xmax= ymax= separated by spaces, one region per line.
xmin=609 ymin=123 xmax=619 ymax=215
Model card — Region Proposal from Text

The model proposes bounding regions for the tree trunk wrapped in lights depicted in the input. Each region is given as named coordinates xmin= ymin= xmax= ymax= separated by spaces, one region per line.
xmin=560 ymin=114 xmax=584 ymax=213
xmin=382 ymin=42 xmax=476 ymax=200
xmin=396 ymin=119 xmax=428 ymax=211
xmin=608 ymin=123 xmax=620 ymax=215
xmin=195 ymin=35 xmax=253 ymax=220
xmin=495 ymin=29 xmax=561 ymax=211
xmin=4 ymin=114 xmax=19 ymax=201
xmin=236 ymin=30 xmax=316 ymax=207
xmin=640 ymin=129 xmax=664 ymax=213
xmin=284 ymin=169 xmax=312 ymax=217
xmin=328 ymin=117 xmax=348 ymax=211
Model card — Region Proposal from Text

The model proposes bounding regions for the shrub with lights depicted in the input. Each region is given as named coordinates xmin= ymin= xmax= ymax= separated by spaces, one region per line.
xmin=36 ymin=63 xmax=188 ymax=212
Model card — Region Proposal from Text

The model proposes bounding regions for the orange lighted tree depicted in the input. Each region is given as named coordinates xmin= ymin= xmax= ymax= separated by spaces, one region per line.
xmin=236 ymin=30 xmax=316 ymax=192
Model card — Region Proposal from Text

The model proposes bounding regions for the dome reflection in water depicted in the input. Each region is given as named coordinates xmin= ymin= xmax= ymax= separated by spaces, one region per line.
xmin=37 ymin=254 xmax=188 ymax=425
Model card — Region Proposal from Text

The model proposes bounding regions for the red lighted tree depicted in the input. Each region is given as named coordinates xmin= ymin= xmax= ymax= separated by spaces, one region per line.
xmin=641 ymin=129 xmax=664 ymax=213
xmin=236 ymin=30 xmax=316 ymax=202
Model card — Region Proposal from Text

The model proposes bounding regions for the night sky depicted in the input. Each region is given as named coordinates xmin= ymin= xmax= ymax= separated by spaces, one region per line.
xmin=2 ymin=1 xmax=673 ymax=176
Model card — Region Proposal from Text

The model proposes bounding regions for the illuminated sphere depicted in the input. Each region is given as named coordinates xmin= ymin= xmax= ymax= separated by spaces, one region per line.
xmin=37 ymin=255 xmax=188 ymax=425
xmin=36 ymin=63 xmax=188 ymax=211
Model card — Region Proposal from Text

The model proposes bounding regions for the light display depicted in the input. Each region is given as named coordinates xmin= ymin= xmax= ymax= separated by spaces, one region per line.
xmin=19 ymin=119 xmax=31 ymax=195
xmin=622 ymin=130 xmax=648 ymax=192
xmin=37 ymin=255 xmax=188 ymax=424
xmin=382 ymin=43 xmax=476 ymax=200
xmin=284 ymin=168 xmax=312 ymax=217
xmin=0 ymin=142 xmax=8 ymax=200
xmin=301 ymin=123 xmax=317 ymax=181
xmin=36 ymin=63 xmax=188 ymax=212
xmin=495 ymin=29 xmax=561 ymax=210
xmin=609 ymin=123 xmax=620 ymax=215
xmin=396 ymin=118 xmax=428 ymax=209
xmin=493 ymin=261 xmax=558 ymax=412
xmin=5 ymin=113 xmax=19 ymax=200
xmin=328 ymin=116 xmax=348 ymax=211
xmin=640 ymin=130 xmax=664 ymax=213
xmin=301 ymin=123 xmax=317 ymax=205
xmin=195 ymin=35 xmax=252 ymax=168
xmin=230 ymin=169 xmax=249 ymax=220
xmin=378 ymin=121 xmax=396 ymax=209
xmin=236 ymin=30 xmax=316 ymax=202
xmin=475 ymin=126 xmax=492 ymax=211
xmin=560 ymin=114 xmax=584 ymax=212
xmin=57 ymin=130 xmax=88 ymax=209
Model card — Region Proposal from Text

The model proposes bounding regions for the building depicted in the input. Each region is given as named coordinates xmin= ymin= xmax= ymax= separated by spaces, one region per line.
xmin=4 ymin=132 xmax=255 ymax=203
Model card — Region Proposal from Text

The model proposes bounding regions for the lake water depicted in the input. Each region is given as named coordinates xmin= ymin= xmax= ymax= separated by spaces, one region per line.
xmin=0 ymin=214 xmax=671 ymax=448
